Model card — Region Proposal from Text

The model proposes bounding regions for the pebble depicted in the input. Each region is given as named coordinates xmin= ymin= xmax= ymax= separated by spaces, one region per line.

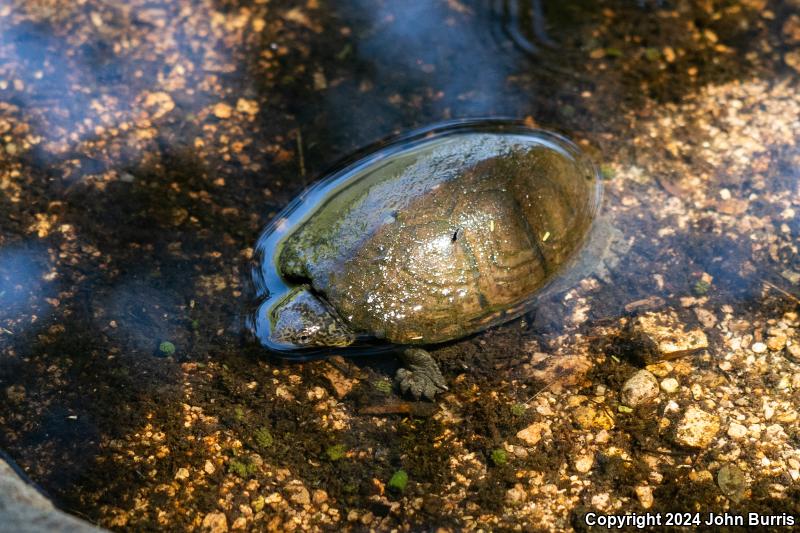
xmin=751 ymin=342 xmax=767 ymax=354
xmin=516 ymin=422 xmax=544 ymax=446
xmin=635 ymin=486 xmax=654 ymax=509
xmin=201 ymin=512 xmax=228 ymax=533
xmin=506 ymin=483 xmax=527 ymax=505
xmin=574 ymin=454 xmax=594 ymax=473
xmin=767 ymin=334 xmax=787 ymax=352
xmin=620 ymin=370 xmax=660 ymax=407
xmin=631 ymin=311 xmax=709 ymax=363
xmin=783 ymin=14 xmax=800 ymax=43
xmin=322 ymin=363 xmax=358 ymax=399
xmin=660 ymin=377 xmax=679 ymax=394
xmin=236 ymin=98 xmax=260 ymax=116
xmin=212 ymin=102 xmax=233 ymax=119
xmin=573 ymin=405 xmax=615 ymax=430
xmin=787 ymin=343 xmax=800 ymax=362
xmin=674 ymin=407 xmax=720 ymax=448
xmin=286 ymin=482 xmax=310 ymax=506
xmin=727 ymin=422 xmax=748 ymax=439
xmin=783 ymin=49 xmax=800 ymax=72
xmin=717 ymin=464 xmax=747 ymax=502
xmin=5 ymin=385 xmax=25 ymax=403
xmin=174 ymin=467 xmax=189 ymax=481
xmin=694 ymin=308 xmax=717 ymax=329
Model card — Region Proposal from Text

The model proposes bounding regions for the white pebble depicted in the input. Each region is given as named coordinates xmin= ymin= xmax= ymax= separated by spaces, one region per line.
xmin=620 ymin=370 xmax=660 ymax=407
xmin=574 ymin=454 xmax=595 ymax=473
xmin=727 ymin=422 xmax=748 ymax=439
xmin=660 ymin=378 xmax=679 ymax=394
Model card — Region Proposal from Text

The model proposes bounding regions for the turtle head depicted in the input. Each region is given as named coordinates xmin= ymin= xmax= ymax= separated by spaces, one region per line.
xmin=269 ymin=285 xmax=355 ymax=348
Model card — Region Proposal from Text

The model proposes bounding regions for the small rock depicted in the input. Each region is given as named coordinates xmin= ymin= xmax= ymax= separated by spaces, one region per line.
xmin=624 ymin=296 xmax=665 ymax=313
xmin=630 ymin=311 xmax=708 ymax=363
xmin=660 ymin=377 xmax=679 ymax=394
xmin=236 ymin=98 xmax=259 ymax=116
xmin=620 ymin=370 xmax=660 ymax=407
xmin=786 ymin=343 xmax=800 ymax=362
xmin=752 ymin=342 xmax=767 ymax=354
xmin=591 ymin=492 xmax=610 ymax=509
xmin=717 ymin=464 xmax=747 ymax=502
xmin=727 ymin=422 xmax=748 ymax=439
xmin=783 ymin=14 xmax=800 ymax=43
xmin=274 ymin=385 xmax=295 ymax=401
xmin=313 ymin=71 xmax=328 ymax=90
xmin=717 ymin=199 xmax=748 ymax=215
xmin=693 ymin=308 xmax=717 ymax=329
xmin=174 ymin=467 xmax=189 ymax=481
xmin=516 ymin=422 xmax=544 ymax=446
xmin=322 ymin=363 xmax=358 ymax=398
xmin=785 ymin=49 xmax=800 ymax=73
xmin=689 ymin=469 xmax=714 ymax=483
xmin=204 ymin=460 xmax=216 ymax=475
xmin=312 ymin=489 xmax=328 ymax=505
xmin=635 ymin=486 xmax=654 ymax=509
xmin=510 ymin=445 xmax=529 ymax=458
xmin=286 ymin=482 xmax=310 ymax=506
xmin=506 ymin=483 xmax=527 ymax=505
xmin=5 ymin=385 xmax=25 ymax=403
xmin=674 ymin=407 xmax=720 ymax=448
xmin=360 ymin=512 xmax=374 ymax=526
xmin=574 ymin=454 xmax=594 ymax=473
xmin=231 ymin=517 xmax=247 ymax=530
xmin=766 ymin=334 xmax=787 ymax=352
xmin=212 ymin=102 xmax=233 ymax=119
xmin=574 ymin=405 xmax=615 ymax=430
xmin=202 ymin=512 xmax=228 ymax=533
xmin=142 ymin=91 xmax=175 ymax=120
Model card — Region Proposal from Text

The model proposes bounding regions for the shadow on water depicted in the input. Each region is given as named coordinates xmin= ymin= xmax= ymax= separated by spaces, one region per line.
xmin=0 ymin=0 xmax=798 ymax=528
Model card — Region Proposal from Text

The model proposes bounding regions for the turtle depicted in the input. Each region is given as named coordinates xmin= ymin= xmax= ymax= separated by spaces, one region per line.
xmin=251 ymin=121 xmax=606 ymax=400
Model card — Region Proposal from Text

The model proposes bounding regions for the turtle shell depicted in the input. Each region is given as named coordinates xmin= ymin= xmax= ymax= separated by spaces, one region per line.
xmin=251 ymin=120 xmax=601 ymax=351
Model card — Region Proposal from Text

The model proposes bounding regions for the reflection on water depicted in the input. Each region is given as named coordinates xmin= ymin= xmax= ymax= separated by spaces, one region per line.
xmin=0 ymin=0 xmax=798 ymax=529
xmin=0 ymin=244 xmax=54 ymax=322
xmin=488 ymin=0 xmax=556 ymax=55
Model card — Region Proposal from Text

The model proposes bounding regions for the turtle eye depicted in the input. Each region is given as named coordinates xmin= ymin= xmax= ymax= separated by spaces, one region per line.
xmin=299 ymin=334 xmax=310 ymax=344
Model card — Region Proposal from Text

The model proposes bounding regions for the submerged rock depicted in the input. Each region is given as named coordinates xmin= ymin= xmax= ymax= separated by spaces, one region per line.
xmin=674 ymin=407 xmax=720 ymax=448
xmin=629 ymin=310 xmax=709 ymax=364
xmin=620 ymin=369 xmax=660 ymax=407
xmin=717 ymin=464 xmax=748 ymax=502
xmin=0 ymin=455 xmax=105 ymax=532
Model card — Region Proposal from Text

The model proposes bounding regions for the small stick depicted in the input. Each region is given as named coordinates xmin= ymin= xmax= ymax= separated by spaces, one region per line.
xmin=296 ymin=127 xmax=306 ymax=180
xmin=762 ymin=279 xmax=799 ymax=304
xmin=359 ymin=402 xmax=436 ymax=417
xmin=522 ymin=379 xmax=555 ymax=406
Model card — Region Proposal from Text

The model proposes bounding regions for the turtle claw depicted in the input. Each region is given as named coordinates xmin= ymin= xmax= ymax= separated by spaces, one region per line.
xmin=395 ymin=348 xmax=448 ymax=400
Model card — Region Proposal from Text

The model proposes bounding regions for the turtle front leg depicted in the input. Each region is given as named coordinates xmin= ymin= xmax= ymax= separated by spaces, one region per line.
xmin=395 ymin=348 xmax=448 ymax=400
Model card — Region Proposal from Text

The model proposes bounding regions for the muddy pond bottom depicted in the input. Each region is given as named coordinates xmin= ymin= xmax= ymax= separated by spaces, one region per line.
xmin=249 ymin=120 xmax=602 ymax=359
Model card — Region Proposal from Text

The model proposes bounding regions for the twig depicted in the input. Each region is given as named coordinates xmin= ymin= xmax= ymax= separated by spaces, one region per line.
xmin=359 ymin=402 xmax=436 ymax=417
xmin=762 ymin=279 xmax=800 ymax=304
xmin=296 ymin=128 xmax=306 ymax=181
xmin=522 ymin=379 xmax=555 ymax=406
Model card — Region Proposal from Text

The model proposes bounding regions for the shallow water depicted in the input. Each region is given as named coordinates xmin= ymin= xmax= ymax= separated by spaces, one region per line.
xmin=0 ymin=0 xmax=799 ymax=530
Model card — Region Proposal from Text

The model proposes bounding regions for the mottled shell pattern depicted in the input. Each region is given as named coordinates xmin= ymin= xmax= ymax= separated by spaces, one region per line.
xmin=250 ymin=121 xmax=600 ymax=353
